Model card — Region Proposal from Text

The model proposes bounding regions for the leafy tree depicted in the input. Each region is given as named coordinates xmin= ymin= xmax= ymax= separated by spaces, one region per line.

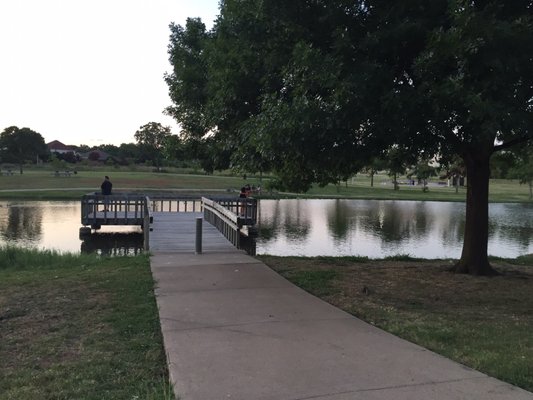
xmin=88 ymin=151 xmax=101 ymax=162
xmin=193 ymin=136 xmax=231 ymax=174
xmin=134 ymin=122 xmax=172 ymax=170
xmin=490 ymin=151 xmax=517 ymax=179
xmin=510 ymin=148 xmax=533 ymax=200
xmin=161 ymin=135 xmax=184 ymax=165
xmin=408 ymin=160 xmax=437 ymax=192
xmin=409 ymin=2 xmax=533 ymax=274
xmin=0 ymin=126 xmax=48 ymax=174
xmin=76 ymin=144 xmax=91 ymax=153
xmin=165 ymin=18 xmax=210 ymax=139
xmin=53 ymin=151 xmax=79 ymax=164
xmin=100 ymin=144 xmax=120 ymax=158
xmin=117 ymin=143 xmax=141 ymax=162
xmin=385 ymin=148 xmax=411 ymax=191
xmin=168 ymin=1 xmax=533 ymax=275
xmin=364 ymin=158 xmax=387 ymax=188
xmin=441 ymin=156 xmax=466 ymax=194
xmin=50 ymin=154 xmax=66 ymax=170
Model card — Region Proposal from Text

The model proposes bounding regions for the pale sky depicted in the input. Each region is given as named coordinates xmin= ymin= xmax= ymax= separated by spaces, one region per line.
xmin=0 ymin=0 xmax=220 ymax=146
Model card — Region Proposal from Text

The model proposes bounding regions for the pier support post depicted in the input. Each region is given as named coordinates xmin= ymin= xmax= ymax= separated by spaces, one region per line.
xmin=195 ymin=217 xmax=203 ymax=254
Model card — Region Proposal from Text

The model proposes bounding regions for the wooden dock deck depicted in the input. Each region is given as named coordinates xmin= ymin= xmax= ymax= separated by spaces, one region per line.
xmin=149 ymin=212 xmax=240 ymax=253
xmin=80 ymin=194 xmax=258 ymax=254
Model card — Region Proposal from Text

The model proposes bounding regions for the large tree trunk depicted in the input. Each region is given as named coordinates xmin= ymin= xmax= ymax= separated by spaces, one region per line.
xmin=453 ymin=151 xmax=496 ymax=275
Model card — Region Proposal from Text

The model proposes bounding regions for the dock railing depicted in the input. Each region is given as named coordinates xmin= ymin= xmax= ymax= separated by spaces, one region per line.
xmin=202 ymin=196 xmax=258 ymax=247
xmin=81 ymin=193 xmax=151 ymax=229
xmin=81 ymin=193 xmax=257 ymax=251
xmin=147 ymin=195 xmax=202 ymax=213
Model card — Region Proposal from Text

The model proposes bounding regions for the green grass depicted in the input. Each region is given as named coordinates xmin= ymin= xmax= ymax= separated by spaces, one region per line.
xmin=261 ymin=256 xmax=533 ymax=392
xmin=0 ymin=247 xmax=173 ymax=400
xmin=1 ymin=167 xmax=532 ymax=202
xmin=383 ymin=254 xmax=420 ymax=261
xmin=280 ymin=269 xmax=340 ymax=297
xmin=0 ymin=168 xmax=255 ymax=199
xmin=303 ymin=176 xmax=532 ymax=203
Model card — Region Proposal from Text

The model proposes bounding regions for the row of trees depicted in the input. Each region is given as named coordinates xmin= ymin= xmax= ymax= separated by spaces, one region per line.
xmin=0 ymin=123 xmax=195 ymax=171
xmin=2 ymin=122 xmax=531 ymax=191
xmin=166 ymin=1 xmax=533 ymax=275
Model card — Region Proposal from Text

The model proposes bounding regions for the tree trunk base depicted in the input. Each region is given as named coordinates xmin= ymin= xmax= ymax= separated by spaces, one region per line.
xmin=452 ymin=260 xmax=500 ymax=276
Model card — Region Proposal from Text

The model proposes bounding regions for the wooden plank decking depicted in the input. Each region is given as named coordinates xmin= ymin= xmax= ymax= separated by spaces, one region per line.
xmin=149 ymin=212 xmax=240 ymax=253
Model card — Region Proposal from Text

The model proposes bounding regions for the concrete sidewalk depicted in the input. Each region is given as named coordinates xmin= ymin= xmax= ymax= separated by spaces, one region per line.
xmin=151 ymin=252 xmax=533 ymax=400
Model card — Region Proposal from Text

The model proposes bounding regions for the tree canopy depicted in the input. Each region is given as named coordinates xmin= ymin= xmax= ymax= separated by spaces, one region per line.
xmin=0 ymin=126 xmax=48 ymax=173
xmin=166 ymin=0 xmax=533 ymax=274
xmin=134 ymin=122 xmax=172 ymax=169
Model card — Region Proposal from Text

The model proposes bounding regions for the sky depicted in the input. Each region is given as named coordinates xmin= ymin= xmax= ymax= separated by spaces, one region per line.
xmin=0 ymin=0 xmax=220 ymax=147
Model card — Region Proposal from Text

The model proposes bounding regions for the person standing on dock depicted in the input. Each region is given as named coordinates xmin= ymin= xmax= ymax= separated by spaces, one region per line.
xmin=100 ymin=176 xmax=112 ymax=211
xmin=101 ymin=175 xmax=112 ymax=195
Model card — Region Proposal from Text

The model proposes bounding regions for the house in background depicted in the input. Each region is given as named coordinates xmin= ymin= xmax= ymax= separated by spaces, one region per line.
xmin=47 ymin=140 xmax=78 ymax=155
xmin=47 ymin=141 xmax=118 ymax=164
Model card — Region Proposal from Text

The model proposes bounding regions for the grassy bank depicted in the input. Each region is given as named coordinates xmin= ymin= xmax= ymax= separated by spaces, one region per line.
xmin=259 ymin=255 xmax=533 ymax=392
xmin=0 ymin=169 xmax=250 ymax=200
xmin=0 ymin=248 xmax=172 ymax=400
xmin=0 ymin=168 xmax=531 ymax=202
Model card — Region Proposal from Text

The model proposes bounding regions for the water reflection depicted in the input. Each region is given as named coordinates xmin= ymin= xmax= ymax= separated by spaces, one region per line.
xmin=0 ymin=200 xmax=531 ymax=258
xmin=0 ymin=201 xmax=142 ymax=254
xmin=0 ymin=203 xmax=43 ymax=241
xmin=489 ymin=203 xmax=533 ymax=253
xmin=257 ymin=199 xmax=533 ymax=258
xmin=80 ymin=233 xmax=144 ymax=256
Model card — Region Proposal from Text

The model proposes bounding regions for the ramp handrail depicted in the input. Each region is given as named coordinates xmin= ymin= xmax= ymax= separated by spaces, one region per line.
xmin=202 ymin=197 xmax=257 ymax=247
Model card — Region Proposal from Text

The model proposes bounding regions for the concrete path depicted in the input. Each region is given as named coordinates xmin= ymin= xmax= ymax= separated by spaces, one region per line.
xmin=150 ymin=249 xmax=533 ymax=400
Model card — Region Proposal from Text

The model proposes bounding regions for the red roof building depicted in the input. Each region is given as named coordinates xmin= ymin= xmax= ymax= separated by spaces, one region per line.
xmin=47 ymin=140 xmax=77 ymax=154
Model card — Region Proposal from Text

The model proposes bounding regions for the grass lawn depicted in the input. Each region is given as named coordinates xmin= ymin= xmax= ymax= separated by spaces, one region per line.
xmin=0 ymin=167 xmax=532 ymax=202
xmin=259 ymin=255 xmax=533 ymax=392
xmin=0 ymin=168 xmax=252 ymax=200
xmin=1 ymin=168 xmax=532 ymax=396
xmin=0 ymin=248 xmax=173 ymax=400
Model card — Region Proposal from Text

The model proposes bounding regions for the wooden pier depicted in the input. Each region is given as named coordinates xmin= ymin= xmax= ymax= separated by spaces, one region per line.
xmin=80 ymin=193 xmax=151 ymax=230
xmin=80 ymin=194 xmax=258 ymax=253
xmin=149 ymin=212 xmax=237 ymax=253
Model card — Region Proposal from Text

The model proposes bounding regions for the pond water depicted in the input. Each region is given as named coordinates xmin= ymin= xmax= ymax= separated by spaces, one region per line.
xmin=257 ymin=199 xmax=533 ymax=258
xmin=0 ymin=201 xmax=142 ymax=256
xmin=0 ymin=199 xmax=531 ymax=258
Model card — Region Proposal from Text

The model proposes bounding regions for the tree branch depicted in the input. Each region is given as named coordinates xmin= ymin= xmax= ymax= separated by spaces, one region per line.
xmin=493 ymin=135 xmax=532 ymax=153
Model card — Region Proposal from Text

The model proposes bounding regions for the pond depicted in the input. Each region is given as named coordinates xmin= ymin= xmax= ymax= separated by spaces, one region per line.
xmin=0 ymin=201 xmax=143 ymax=256
xmin=257 ymin=199 xmax=533 ymax=258
xmin=0 ymin=199 xmax=531 ymax=258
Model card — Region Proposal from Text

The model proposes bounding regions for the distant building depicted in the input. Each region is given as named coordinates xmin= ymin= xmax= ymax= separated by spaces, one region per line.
xmin=47 ymin=140 xmax=78 ymax=155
